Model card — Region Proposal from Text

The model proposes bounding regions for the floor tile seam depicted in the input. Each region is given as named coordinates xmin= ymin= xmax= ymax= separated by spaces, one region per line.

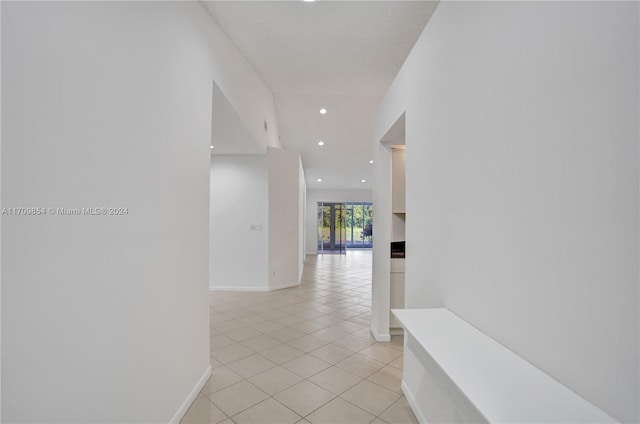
xmin=290 ymin=324 xmax=332 ymax=334
xmin=248 ymin=374 xmax=304 ymax=397
xmin=244 ymin=348 xmax=302 ymax=366
xmin=362 ymin=374 xmax=405 ymax=396
xmin=229 ymin=395 xmax=304 ymax=423
xmin=206 ymin=377 xmax=274 ymax=419
xmin=330 ymin=391 xmax=385 ymax=421
xmin=200 ymin=384 xmax=237 ymax=400
xmin=284 ymin=333 xmax=330 ymax=354
xmin=338 ymin=383 xmax=403 ymax=421
xmin=273 ymin=380 xmax=339 ymax=419
xmin=223 ymin=377 xmax=339 ymax=422
xmin=192 ymin=394 xmax=232 ymax=423
xmin=308 ymin=371 xmax=364 ymax=395
xmin=198 ymin=393 xmax=232 ymax=421
xmin=237 ymin=340 xmax=282 ymax=354
xmin=334 ymin=362 xmax=383 ymax=380
xmin=342 ymin=377 xmax=403 ymax=401
xmin=282 ymin=357 xmax=333 ymax=380
xmin=226 ymin=356 xmax=279 ymax=378
xmin=374 ymin=394 xmax=409 ymax=421
xmin=323 ymin=355 xmax=368 ymax=380
xmin=307 ymin=345 xmax=359 ymax=365
xmin=357 ymin=352 xmax=403 ymax=365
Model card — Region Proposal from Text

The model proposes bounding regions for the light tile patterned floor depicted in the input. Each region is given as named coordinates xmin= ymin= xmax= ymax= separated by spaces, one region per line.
xmin=182 ymin=250 xmax=417 ymax=424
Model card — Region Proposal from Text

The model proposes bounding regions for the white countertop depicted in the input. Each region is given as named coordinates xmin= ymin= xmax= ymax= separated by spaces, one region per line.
xmin=392 ymin=308 xmax=616 ymax=424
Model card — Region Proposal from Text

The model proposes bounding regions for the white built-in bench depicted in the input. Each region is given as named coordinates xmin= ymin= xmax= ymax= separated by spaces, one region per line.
xmin=392 ymin=308 xmax=616 ymax=423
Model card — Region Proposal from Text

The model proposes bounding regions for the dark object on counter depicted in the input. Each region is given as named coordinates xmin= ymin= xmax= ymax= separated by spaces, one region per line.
xmin=391 ymin=241 xmax=405 ymax=258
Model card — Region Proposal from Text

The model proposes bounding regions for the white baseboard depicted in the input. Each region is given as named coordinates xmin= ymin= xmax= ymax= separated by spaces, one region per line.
xmin=169 ymin=366 xmax=211 ymax=424
xmin=402 ymin=380 xmax=427 ymax=424
xmin=370 ymin=325 xmax=391 ymax=342
xmin=209 ymin=286 xmax=268 ymax=292
xmin=210 ymin=282 xmax=299 ymax=292
xmin=269 ymin=281 xmax=300 ymax=291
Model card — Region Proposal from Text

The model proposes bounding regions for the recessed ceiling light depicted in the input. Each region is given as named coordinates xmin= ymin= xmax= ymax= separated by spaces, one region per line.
xmin=319 ymin=108 xmax=327 ymax=115
xmin=369 ymin=160 xmax=373 ymax=164
xmin=317 ymin=178 xmax=322 ymax=182
xmin=361 ymin=179 xmax=367 ymax=183
xmin=303 ymin=0 xmax=316 ymax=2
xmin=210 ymin=146 xmax=214 ymax=149
xmin=317 ymin=141 xmax=325 ymax=146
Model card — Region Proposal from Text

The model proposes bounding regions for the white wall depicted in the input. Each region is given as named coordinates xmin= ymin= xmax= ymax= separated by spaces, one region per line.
xmin=203 ymin=8 xmax=281 ymax=152
xmin=373 ymin=2 xmax=639 ymax=422
xmin=371 ymin=113 xmax=406 ymax=342
xmin=391 ymin=148 xmax=406 ymax=242
xmin=2 ymin=1 xmax=286 ymax=422
xmin=210 ymin=149 xmax=304 ymax=293
xmin=1 ymin=2 xmax=4 ymax=417
xmin=1 ymin=2 xmax=220 ymax=422
xmin=210 ymin=155 xmax=268 ymax=291
xmin=371 ymin=139 xmax=393 ymax=341
xmin=391 ymin=214 xmax=405 ymax=243
xmin=268 ymin=147 xmax=305 ymax=290
xmin=391 ymin=148 xmax=406 ymax=214
xmin=305 ymin=189 xmax=373 ymax=254
xmin=299 ymin=161 xmax=307 ymax=276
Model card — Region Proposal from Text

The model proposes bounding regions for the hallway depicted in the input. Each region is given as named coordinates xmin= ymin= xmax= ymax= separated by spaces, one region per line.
xmin=182 ymin=251 xmax=416 ymax=423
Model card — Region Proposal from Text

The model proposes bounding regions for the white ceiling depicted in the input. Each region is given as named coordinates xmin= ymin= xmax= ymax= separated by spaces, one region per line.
xmin=204 ymin=0 xmax=438 ymax=189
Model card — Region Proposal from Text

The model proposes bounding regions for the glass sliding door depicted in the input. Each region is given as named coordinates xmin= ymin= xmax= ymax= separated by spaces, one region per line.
xmin=318 ymin=201 xmax=373 ymax=253
xmin=317 ymin=204 xmax=327 ymax=253
xmin=345 ymin=205 xmax=354 ymax=247
xmin=345 ymin=203 xmax=357 ymax=247
xmin=363 ymin=203 xmax=373 ymax=247
xmin=317 ymin=202 xmax=346 ymax=254
xmin=344 ymin=202 xmax=373 ymax=248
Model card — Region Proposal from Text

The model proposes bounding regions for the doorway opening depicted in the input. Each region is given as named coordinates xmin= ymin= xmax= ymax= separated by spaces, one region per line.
xmin=317 ymin=202 xmax=373 ymax=254
xmin=317 ymin=202 xmax=345 ymax=254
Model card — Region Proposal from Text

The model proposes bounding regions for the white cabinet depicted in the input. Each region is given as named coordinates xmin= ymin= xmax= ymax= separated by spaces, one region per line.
xmin=390 ymin=147 xmax=406 ymax=333
xmin=390 ymin=258 xmax=405 ymax=330
xmin=391 ymin=148 xmax=406 ymax=213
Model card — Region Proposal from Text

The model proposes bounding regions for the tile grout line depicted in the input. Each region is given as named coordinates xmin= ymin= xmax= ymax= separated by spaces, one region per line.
xmin=184 ymin=251 xmax=414 ymax=424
